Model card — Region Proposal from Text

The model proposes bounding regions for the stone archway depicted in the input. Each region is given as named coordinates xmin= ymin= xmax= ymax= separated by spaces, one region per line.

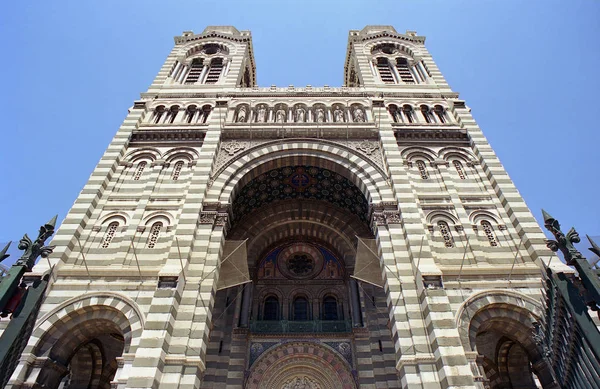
xmin=246 ymin=342 xmax=356 ymax=389
xmin=456 ymin=290 xmax=557 ymax=389
xmin=8 ymin=293 xmax=144 ymax=389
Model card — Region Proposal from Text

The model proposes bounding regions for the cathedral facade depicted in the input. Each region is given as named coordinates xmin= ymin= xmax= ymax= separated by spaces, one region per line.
xmin=4 ymin=26 xmax=564 ymax=389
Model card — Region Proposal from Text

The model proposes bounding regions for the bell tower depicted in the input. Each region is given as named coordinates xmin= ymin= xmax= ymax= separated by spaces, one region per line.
xmin=344 ymin=25 xmax=451 ymax=93
xmin=148 ymin=26 xmax=256 ymax=93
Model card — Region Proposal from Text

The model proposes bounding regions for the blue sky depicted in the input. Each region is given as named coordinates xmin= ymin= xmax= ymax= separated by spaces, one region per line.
xmin=0 ymin=0 xmax=598 ymax=265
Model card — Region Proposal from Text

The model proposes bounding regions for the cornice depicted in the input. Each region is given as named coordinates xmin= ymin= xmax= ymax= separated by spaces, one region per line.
xmin=129 ymin=129 xmax=206 ymax=145
xmin=395 ymin=128 xmax=470 ymax=145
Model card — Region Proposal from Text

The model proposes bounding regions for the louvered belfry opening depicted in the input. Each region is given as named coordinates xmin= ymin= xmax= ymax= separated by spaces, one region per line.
xmin=205 ymin=58 xmax=223 ymax=84
xmin=396 ymin=58 xmax=415 ymax=83
xmin=184 ymin=59 xmax=204 ymax=84
xmin=376 ymin=58 xmax=395 ymax=83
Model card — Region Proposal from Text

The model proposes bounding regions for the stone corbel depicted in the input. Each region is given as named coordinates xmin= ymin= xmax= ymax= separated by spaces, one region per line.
xmin=471 ymin=224 xmax=478 ymax=232
xmin=136 ymin=226 xmax=146 ymax=233
xmin=497 ymin=224 xmax=507 ymax=231
xmin=466 ymin=160 xmax=480 ymax=167
xmin=92 ymin=226 xmax=102 ymax=232
xmin=427 ymin=224 xmax=434 ymax=233
xmin=119 ymin=161 xmax=134 ymax=168
xmin=431 ymin=159 xmax=449 ymax=168
xmin=188 ymin=160 xmax=197 ymax=168
xmin=151 ymin=159 xmax=166 ymax=168
xmin=454 ymin=225 xmax=464 ymax=232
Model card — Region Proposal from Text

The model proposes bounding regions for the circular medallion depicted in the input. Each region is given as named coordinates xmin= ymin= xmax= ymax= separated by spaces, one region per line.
xmin=278 ymin=244 xmax=323 ymax=280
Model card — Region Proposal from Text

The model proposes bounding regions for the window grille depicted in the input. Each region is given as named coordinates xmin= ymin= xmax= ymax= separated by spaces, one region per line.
xmin=263 ymin=296 xmax=279 ymax=321
xmin=133 ymin=161 xmax=146 ymax=181
xmin=147 ymin=222 xmax=162 ymax=248
xmin=453 ymin=160 xmax=466 ymax=179
xmin=376 ymin=58 xmax=395 ymax=83
xmin=322 ymin=296 xmax=338 ymax=320
xmin=184 ymin=59 xmax=204 ymax=84
xmin=416 ymin=160 xmax=429 ymax=179
xmin=293 ymin=297 xmax=309 ymax=321
xmin=481 ymin=221 xmax=498 ymax=247
xmin=396 ymin=58 xmax=415 ymax=83
xmin=172 ymin=161 xmax=184 ymax=180
xmin=101 ymin=222 xmax=119 ymax=248
xmin=437 ymin=221 xmax=454 ymax=248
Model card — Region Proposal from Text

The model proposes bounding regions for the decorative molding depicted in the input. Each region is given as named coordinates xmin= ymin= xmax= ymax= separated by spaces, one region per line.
xmin=395 ymin=128 xmax=470 ymax=144
xmin=129 ymin=129 xmax=206 ymax=145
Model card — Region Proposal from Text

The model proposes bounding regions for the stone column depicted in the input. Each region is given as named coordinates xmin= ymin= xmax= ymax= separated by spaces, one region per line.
xmin=197 ymin=65 xmax=209 ymax=84
xmin=239 ymin=283 xmax=252 ymax=327
xmin=349 ymin=279 xmax=362 ymax=326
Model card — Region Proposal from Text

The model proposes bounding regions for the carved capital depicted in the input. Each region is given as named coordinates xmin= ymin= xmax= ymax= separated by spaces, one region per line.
xmin=199 ymin=212 xmax=217 ymax=224
xmin=384 ymin=211 xmax=402 ymax=224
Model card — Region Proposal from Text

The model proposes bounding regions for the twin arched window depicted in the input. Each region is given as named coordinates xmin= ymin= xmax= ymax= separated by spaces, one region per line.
xmin=184 ymin=58 xmax=224 ymax=84
xmin=375 ymin=57 xmax=417 ymax=84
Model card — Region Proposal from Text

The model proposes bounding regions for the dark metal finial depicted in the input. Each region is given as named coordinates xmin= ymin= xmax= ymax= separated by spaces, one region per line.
xmin=15 ymin=217 xmax=57 ymax=271
xmin=541 ymin=209 xmax=553 ymax=223
xmin=46 ymin=215 xmax=58 ymax=228
xmin=0 ymin=241 xmax=11 ymax=263
xmin=587 ymin=235 xmax=600 ymax=258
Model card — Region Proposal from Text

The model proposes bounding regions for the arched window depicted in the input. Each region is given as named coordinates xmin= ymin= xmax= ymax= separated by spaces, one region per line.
xmin=437 ymin=221 xmax=454 ymax=248
xmin=184 ymin=59 xmax=204 ymax=84
xmin=388 ymin=105 xmax=399 ymax=123
xmin=205 ymin=58 xmax=223 ymax=84
xmin=421 ymin=105 xmax=433 ymax=123
xmin=166 ymin=106 xmax=179 ymax=124
xmin=402 ymin=105 xmax=415 ymax=123
xmin=481 ymin=220 xmax=498 ymax=247
xmin=434 ymin=105 xmax=447 ymax=123
xmin=416 ymin=160 xmax=429 ymax=179
xmin=200 ymin=105 xmax=212 ymax=123
xmin=185 ymin=105 xmax=197 ymax=123
xmin=153 ymin=106 xmax=166 ymax=123
xmin=146 ymin=222 xmax=162 ymax=248
xmin=396 ymin=58 xmax=415 ymax=84
xmin=133 ymin=161 xmax=147 ymax=181
xmin=101 ymin=222 xmax=119 ymax=248
xmin=263 ymin=296 xmax=279 ymax=321
xmin=376 ymin=58 xmax=395 ymax=84
xmin=171 ymin=161 xmax=184 ymax=180
xmin=322 ymin=296 xmax=338 ymax=320
xmin=292 ymin=297 xmax=309 ymax=321
xmin=453 ymin=160 xmax=466 ymax=179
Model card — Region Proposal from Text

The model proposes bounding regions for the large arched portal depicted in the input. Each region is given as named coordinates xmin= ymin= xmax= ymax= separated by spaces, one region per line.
xmin=200 ymin=159 xmax=398 ymax=388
